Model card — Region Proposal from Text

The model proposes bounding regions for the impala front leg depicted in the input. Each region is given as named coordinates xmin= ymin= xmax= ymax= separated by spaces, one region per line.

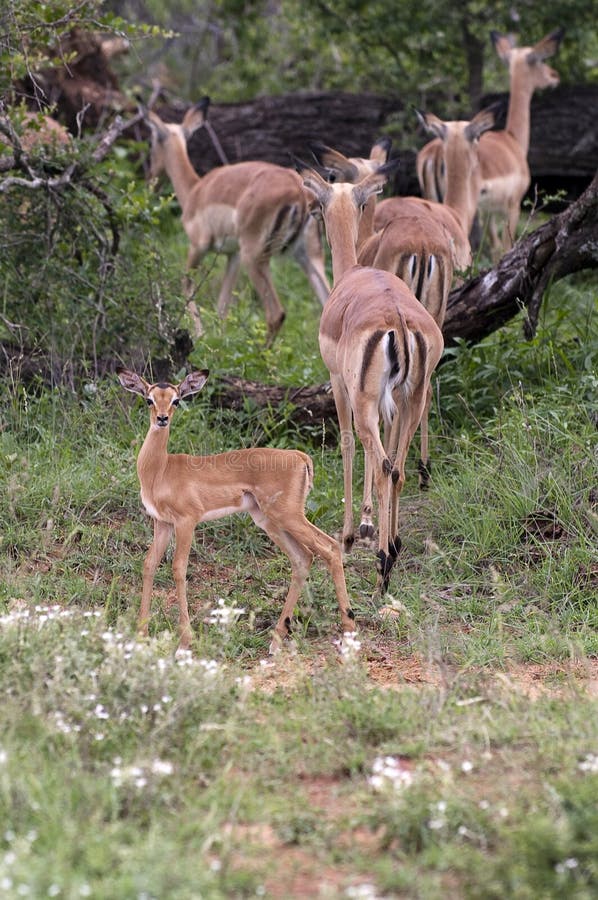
xmin=140 ymin=519 xmax=173 ymax=638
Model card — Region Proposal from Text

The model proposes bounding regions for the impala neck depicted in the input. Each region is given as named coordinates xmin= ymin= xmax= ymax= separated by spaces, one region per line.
xmin=162 ymin=138 xmax=201 ymax=209
xmin=356 ymin=197 xmax=376 ymax=252
xmin=505 ymin=68 xmax=534 ymax=155
xmin=443 ymin=144 xmax=477 ymax=234
xmin=137 ymin=424 xmax=170 ymax=485
xmin=324 ymin=200 xmax=360 ymax=284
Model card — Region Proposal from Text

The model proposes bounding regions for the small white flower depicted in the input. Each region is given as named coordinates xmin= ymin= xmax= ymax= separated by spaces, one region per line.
xmin=368 ymin=756 xmax=414 ymax=791
xmin=150 ymin=760 xmax=174 ymax=776
xmin=579 ymin=753 xmax=598 ymax=773
xmin=461 ymin=760 xmax=474 ymax=774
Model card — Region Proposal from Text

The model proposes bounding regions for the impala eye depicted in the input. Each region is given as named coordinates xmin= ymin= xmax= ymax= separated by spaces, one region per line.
xmin=171 ymin=397 xmax=180 ymax=407
xmin=146 ymin=398 xmax=154 ymax=406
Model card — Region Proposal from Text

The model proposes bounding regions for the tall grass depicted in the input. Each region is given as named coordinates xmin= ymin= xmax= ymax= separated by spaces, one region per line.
xmin=0 ymin=218 xmax=597 ymax=896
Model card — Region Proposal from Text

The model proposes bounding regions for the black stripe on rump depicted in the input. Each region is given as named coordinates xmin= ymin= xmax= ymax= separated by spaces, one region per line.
xmin=413 ymin=330 xmax=429 ymax=391
xmin=267 ymin=203 xmax=303 ymax=253
xmin=359 ymin=329 xmax=385 ymax=391
xmin=414 ymin=254 xmax=426 ymax=302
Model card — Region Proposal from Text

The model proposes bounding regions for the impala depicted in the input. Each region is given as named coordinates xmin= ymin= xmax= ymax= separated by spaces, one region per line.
xmin=311 ymin=139 xmax=455 ymax=489
xmin=417 ymin=28 xmax=564 ymax=259
xmin=117 ymin=368 xmax=354 ymax=653
xmin=299 ymin=165 xmax=444 ymax=591
xmin=378 ymin=107 xmax=496 ymax=275
xmin=145 ymin=98 xmax=329 ymax=342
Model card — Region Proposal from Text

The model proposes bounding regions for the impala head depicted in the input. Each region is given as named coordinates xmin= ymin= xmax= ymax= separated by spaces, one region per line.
xmin=416 ymin=106 xmax=495 ymax=224
xmin=117 ymin=368 xmax=209 ymax=430
xmin=491 ymin=28 xmax=564 ymax=92
xmin=145 ymin=97 xmax=210 ymax=179
xmin=309 ymin=137 xmax=392 ymax=183
xmin=300 ymin=162 xmax=396 ymax=242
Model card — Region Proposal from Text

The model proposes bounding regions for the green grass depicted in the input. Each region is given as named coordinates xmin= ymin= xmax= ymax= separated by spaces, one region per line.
xmin=1 ymin=226 xmax=597 ymax=896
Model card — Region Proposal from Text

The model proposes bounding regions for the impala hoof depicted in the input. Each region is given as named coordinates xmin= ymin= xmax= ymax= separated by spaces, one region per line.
xmin=359 ymin=522 xmax=375 ymax=539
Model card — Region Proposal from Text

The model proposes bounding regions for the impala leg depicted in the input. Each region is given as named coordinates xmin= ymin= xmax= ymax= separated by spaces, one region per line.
xmin=331 ymin=374 xmax=356 ymax=552
xmin=290 ymin=517 xmax=355 ymax=634
xmin=268 ymin=515 xmax=355 ymax=649
xmin=504 ymin=200 xmax=520 ymax=255
xmin=417 ymin=384 xmax=433 ymax=490
xmin=183 ymin=244 xmax=207 ymax=337
xmin=290 ymin=217 xmax=330 ymax=306
xmin=247 ymin=504 xmax=313 ymax=652
xmin=172 ymin=520 xmax=196 ymax=652
xmin=242 ymin=257 xmax=285 ymax=346
xmin=359 ymin=452 xmax=376 ymax=540
xmin=354 ymin=410 xmax=394 ymax=593
xmin=217 ymin=252 xmax=242 ymax=319
xmin=139 ymin=519 xmax=173 ymax=638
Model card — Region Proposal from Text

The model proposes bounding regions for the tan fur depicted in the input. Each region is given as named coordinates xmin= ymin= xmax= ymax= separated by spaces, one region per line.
xmin=147 ymin=105 xmax=329 ymax=342
xmin=301 ymin=168 xmax=444 ymax=592
xmin=117 ymin=368 xmax=353 ymax=653
xmin=416 ymin=28 xmax=564 ymax=260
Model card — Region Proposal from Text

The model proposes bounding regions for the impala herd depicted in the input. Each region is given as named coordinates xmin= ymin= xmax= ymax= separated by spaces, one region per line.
xmin=119 ymin=28 xmax=563 ymax=654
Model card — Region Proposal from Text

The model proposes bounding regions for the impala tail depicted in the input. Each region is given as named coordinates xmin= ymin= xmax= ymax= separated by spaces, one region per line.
xmin=265 ymin=201 xmax=305 ymax=255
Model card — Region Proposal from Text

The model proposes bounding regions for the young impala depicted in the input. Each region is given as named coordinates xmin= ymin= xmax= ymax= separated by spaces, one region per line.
xmin=299 ymin=165 xmax=444 ymax=591
xmin=145 ymin=98 xmax=329 ymax=342
xmin=117 ymin=368 xmax=354 ymax=653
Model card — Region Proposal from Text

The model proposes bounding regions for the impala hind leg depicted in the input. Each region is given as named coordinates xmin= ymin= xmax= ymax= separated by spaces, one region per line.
xmin=183 ymin=244 xmax=207 ymax=337
xmin=247 ymin=503 xmax=313 ymax=652
xmin=243 ymin=257 xmax=285 ymax=346
xmin=330 ymin=374 xmax=356 ymax=552
xmin=217 ymin=252 xmax=242 ymax=319
xmin=417 ymin=384 xmax=433 ymax=490
xmin=140 ymin=519 xmax=173 ymax=638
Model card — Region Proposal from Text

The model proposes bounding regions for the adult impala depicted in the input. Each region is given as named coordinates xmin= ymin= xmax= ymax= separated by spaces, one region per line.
xmin=299 ymin=165 xmax=444 ymax=591
xmin=117 ymin=368 xmax=354 ymax=654
xmin=311 ymin=139 xmax=456 ymax=489
xmin=417 ymin=28 xmax=564 ymax=259
xmin=145 ymin=98 xmax=330 ymax=342
xmin=377 ymin=107 xmax=496 ymax=275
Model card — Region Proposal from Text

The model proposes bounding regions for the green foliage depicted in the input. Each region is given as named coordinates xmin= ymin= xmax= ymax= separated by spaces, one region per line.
xmin=103 ymin=0 xmax=597 ymax=108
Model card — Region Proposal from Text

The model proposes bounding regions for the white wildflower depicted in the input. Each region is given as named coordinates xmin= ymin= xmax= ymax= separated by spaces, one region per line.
xmin=579 ymin=753 xmax=598 ymax=773
xmin=207 ymin=597 xmax=245 ymax=629
xmin=335 ymin=631 xmax=361 ymax=663
xmin=368 ymin=756 xmax=414 ymax=792
xmin=461 ymin=759 xmax=474 ymax=774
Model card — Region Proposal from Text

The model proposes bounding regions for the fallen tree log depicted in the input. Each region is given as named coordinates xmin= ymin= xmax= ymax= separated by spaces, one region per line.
xmin=211 ymin=170 xmax=598 ymax=424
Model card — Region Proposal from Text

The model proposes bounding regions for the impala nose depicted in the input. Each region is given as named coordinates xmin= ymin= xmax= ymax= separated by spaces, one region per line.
xmin=156 ymin=414 xmax=169 ymax=427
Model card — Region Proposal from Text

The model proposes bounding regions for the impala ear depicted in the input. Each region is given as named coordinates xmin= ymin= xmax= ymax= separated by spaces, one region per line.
xmin=415 ymin=109 xmax=447 ymax=141
xmin=181 ymin=99 xmax=209 ymax=140
xmin=308 ymin=143 xmax=360 ymax=183
xmin=370 ymin=136 xmax=392 ymax=164
xmin=117 ymin=368 xmax=150 ymax=398
xmin=490 ymin=30 xmax=517 ymax=62
xmin=298 ymin=165 xmax=333 ymax=205
xmin=527 ymin=27 xmax=565 ymax=63
xmin=464 ymin=106 xmax=496 ymax=142
xmin=145 ymin=109 xmax=169 ymax=142
xmin=178 ymin=370 xmax=209 ymax=399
